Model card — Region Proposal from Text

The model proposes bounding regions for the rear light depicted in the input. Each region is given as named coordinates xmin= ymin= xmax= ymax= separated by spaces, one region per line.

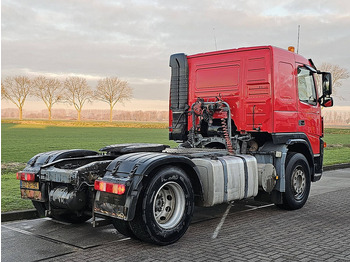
xmin=94 ymin=180 xmax=125 ymax=195
xmin=16 ymin=172 xmax=36 ymax=182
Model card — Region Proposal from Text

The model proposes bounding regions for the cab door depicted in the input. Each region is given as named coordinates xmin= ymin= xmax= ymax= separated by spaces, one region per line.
xmin=296 ymin=66 xmax=322 ymax=155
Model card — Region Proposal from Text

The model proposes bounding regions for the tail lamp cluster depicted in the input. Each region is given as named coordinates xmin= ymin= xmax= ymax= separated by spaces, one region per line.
xmin=16 ymin=172 xmax=36 ymax=182
xmin=94 ymin=180 xmax=126 ymax=195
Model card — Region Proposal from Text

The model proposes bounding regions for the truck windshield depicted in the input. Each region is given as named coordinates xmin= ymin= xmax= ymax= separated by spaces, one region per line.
xmin=298 ymin=67 xmax=317 ymax=105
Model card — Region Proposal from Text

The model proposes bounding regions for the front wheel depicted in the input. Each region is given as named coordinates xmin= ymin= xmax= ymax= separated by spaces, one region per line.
xmin=129 ymin=166 xmax=194 ymax=245
xmin=277 ymin=153 xmax=311 ymax=210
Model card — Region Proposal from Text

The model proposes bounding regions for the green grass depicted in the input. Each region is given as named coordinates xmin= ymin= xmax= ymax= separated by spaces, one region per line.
xmin=1 ymin=163 xmax=34 ymax=212
xmin=1 ymin=122 xmax=349 ymax=213
xmin=323 ymin=128 xmax=350 ymax=165
xmin=2 ymin=122 xmax=177 ymax=163
xmin=1 ymin=121 xmax=177 ymax=212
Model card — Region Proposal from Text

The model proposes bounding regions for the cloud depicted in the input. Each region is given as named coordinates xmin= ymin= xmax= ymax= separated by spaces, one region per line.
xmin=2 ymin=0 xmax=350 ymax=104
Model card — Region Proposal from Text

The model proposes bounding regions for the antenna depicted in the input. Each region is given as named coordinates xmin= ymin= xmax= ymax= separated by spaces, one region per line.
xmin=213 ymin=28 xmax=217 ymax=50
xmin=297 ymin=25 xmax=301 ymax=54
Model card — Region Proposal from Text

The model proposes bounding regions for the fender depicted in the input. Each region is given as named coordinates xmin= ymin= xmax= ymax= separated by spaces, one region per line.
xmin=256 ymin=142 xmax=288 ymax=192
xmin=257 ymin=137 xmax=315 ymax=192
xmin=96 ymin=152 xmax=203 ymax=221
xmin=21 ymin=149 xmax=99 ymax=175
xmin=272 ymin=133 xmax=316 ymax=179
xmin=286 ymin=138 xmax=313 ymax=159
xmin=19 ymin=149 xmax=100 ymax=203
xmin=285 ymin=138 xmax=315 ymax=181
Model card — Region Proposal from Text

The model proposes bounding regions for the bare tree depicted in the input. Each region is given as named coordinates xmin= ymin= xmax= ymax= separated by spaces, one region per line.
xmin=1 ymin=76 xmax=32 ymax=120
xmin=63 ymin=77 xmax=93 ymax=121
xmin=32 ymin=76 xmax=63 ymax=120
xmin=318 ymin=63 xmax=349 ymax=99
xmin=95 ymin=77 xmax=133 ymax=122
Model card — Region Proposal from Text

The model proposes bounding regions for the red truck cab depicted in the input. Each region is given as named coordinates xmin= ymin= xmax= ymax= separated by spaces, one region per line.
xmin=170 ymin=45 xmax=333 ymax=180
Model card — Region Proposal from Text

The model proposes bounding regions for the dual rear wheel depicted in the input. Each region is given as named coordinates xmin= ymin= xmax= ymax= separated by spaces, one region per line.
xmin=112 ymin=166 xmax=194 ymax=245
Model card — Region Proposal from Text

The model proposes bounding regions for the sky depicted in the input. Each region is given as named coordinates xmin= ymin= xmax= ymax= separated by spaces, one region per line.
xmin=1 ymin=0 xmax=350 ymax=111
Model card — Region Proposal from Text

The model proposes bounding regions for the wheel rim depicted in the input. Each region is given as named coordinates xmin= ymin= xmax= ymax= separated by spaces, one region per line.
xmin=153 ymin=182 xmax=185 ymax=229
xmin=291 ymin=165 xmax=306 ymax=200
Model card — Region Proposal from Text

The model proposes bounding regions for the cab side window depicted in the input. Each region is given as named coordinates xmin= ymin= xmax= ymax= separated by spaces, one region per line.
xmin=297 ymin=67 xmax=317 ymax=105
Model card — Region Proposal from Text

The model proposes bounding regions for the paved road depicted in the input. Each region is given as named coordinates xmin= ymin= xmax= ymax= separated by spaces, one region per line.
xmin=2 ymin=168 xmax=350 ymax=262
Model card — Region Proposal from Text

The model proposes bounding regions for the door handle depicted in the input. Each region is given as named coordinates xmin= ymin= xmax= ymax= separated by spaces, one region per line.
xmin=299 ymin=120 xmax=305 ymax=126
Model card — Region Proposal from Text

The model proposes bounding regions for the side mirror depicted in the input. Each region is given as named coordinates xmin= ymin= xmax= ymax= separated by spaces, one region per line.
xmin=322 ymin=72 xmax=332 ymax=96
xmin=320 ymin=96 xmax=333 ymax=107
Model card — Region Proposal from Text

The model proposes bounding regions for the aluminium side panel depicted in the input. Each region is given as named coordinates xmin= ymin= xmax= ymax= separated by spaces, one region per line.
xmin=192 ymin=155 xmax=258 ymax=207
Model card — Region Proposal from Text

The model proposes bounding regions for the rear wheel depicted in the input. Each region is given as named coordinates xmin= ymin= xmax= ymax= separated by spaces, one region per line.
xmin=129 ymin=166 xmax=194 ymax=245
xmin=277 ymin=153 xmax=311 ymax=210
xmin=111 ymin=219 xmax=137 ymax=239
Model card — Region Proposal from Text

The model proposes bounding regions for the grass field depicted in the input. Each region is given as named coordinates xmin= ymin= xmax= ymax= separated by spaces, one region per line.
xmin=1 ymin=121 xmax=349 ymax=212
xmin=2 ymin=122 xmax=177 ymax=163
xmin=1 ymin=121 xmax=177 ymax=212
xmin=323 ymin=128 xmax=350 ymax=166
xmin=2 ymin=163 xmax=34 ymax=212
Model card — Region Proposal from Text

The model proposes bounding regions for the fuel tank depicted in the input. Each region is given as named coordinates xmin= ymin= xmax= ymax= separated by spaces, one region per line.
xmin=192 ymin=155 xmax=258 ymax=206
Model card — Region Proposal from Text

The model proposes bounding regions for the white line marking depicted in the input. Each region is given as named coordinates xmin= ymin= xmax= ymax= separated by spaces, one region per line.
xmin=241 ymin=203 xmax=274 ymax=212
xmin=245 ymin=205 xmax=258 ymax=208
xmin=212 ymin=203 xmax=232 ymax=239
xmin=211 ymin=202 xmax=274 ymax=239
xmin=117 ymin=237 xmax=131 ymax=242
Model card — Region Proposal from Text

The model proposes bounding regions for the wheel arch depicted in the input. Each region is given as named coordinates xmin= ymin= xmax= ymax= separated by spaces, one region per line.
xmin=105 ymin=153 xmax=203 ymax=221
xmin=142 ymin=158 xmax=204 ymax=206
xmin=286 ymin=139 xmax=315 ymax=180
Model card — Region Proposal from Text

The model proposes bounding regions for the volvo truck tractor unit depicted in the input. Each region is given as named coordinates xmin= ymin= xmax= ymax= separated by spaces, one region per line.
xmin=17 ymin=46 xmax=333 ymax=245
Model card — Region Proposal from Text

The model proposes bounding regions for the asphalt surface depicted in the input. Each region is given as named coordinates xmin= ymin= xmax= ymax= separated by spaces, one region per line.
xmin=2 ymin=168 xmax=350 ymax=262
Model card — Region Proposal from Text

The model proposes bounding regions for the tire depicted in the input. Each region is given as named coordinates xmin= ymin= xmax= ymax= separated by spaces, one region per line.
xmin=32 ymin=200 xmax=91 ymax=223
xmin=111 ymin=218 xmax=138 ymax=239
xmin=277 ymin=152 xmax=311 ymax=210
xmin=129 ymin=166 xmax=194 ymax=245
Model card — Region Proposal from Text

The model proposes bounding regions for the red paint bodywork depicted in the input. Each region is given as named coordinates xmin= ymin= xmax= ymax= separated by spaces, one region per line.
xmin=170 ymin=46 xmax=322 ymax=155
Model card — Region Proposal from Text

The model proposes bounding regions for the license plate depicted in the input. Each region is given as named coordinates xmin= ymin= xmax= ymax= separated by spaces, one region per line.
xmin=20 ymin=181 xmax=39 ymax=190
xmin=21 ymin=189 xmax=42 ymax=200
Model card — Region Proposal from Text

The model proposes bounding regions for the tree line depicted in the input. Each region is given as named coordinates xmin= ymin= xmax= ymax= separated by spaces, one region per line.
xmin=1 ymin=76 xmax=132 ymax=121
xmin=323 ymin=110 xmax=350 ymax=126
xmin=2 ymin=108 xmax=169 ymax=122
xmin=2 ymin=63 xmax=348 ymax=122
